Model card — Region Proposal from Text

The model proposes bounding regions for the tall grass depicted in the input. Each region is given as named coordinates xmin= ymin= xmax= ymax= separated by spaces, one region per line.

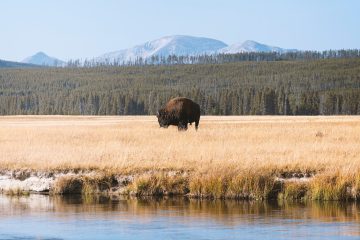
xmin=52 ymin=174 xmax=114 ymax=195
xmin=129 ymin=174 xmax=188 ymax=196
xmin=1 ymin=115 xmax=360 ymax=200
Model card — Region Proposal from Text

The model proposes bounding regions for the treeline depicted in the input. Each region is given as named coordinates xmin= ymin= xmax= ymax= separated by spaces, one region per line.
xmin=0 ymin=58 xmax=360 ymax=115
xmin=67 ymin=49 xmax=360 ymax=67
xmin=0 ymin=59 xmax=35 ymax=68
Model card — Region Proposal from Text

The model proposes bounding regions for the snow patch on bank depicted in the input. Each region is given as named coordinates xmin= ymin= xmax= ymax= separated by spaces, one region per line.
xmin=0 ymin=175 xmax=53 ymax=192
xmin=0 ymin=171 xmax=92 ymax=193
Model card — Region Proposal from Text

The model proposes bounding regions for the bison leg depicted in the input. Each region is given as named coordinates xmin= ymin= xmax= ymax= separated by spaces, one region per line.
xmin=178 ymin=121 xmax=188 ymax=131
xmin=195 ymin=120 xmax=199 ymax=131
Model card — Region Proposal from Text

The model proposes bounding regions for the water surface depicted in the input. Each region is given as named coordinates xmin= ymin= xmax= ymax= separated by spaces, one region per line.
xmin=0 ymin=195 xmax=359 ymax=239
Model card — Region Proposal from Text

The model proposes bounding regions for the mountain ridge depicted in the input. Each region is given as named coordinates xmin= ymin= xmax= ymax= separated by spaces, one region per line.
xmin=96 ymin=35 xmax=228 ymax=63
xmin=95 ymin=35 xmax=297 ymax=63
xmin=22 ymin=52 xmax=65 ymax=67
xmin=219 ymin=40 xmax=297 ymax=54
xmin=9 ymin=36 xmax=298 ymax=66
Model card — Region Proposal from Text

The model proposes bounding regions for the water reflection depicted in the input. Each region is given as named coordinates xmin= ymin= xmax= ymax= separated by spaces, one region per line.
xmin=0 ymin=195 xmax=359 ymax=239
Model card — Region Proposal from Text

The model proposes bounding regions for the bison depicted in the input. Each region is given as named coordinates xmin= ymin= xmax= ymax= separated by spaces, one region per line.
xmin=156 ymin=97 xmax=200 ymax=131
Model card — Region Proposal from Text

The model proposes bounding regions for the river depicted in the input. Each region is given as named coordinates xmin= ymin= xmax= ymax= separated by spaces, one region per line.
xmin=0 ymin=195 xmax=359 ymax=239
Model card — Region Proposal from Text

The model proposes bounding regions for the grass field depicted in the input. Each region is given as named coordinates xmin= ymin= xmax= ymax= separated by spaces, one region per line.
xmin=1 ymin=116 xmax=360 ymax=200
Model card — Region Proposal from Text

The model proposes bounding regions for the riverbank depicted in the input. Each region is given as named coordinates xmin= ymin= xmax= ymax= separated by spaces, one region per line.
xmin=0 ymin=168 xmax=359 ymax=201
xmin=0 ymin=116 xmax=360 ymax=200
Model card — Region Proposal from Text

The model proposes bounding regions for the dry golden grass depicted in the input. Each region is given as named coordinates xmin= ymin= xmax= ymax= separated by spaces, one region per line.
xmin=0 ymin=115 xmax=360 ymax=175
xmin=2 ymin=115 xmax=360 ymax=200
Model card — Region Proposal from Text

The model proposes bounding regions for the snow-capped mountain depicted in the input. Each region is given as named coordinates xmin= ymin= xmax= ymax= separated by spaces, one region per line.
xmin=22 ymin=52 xmax=65 ymax=67
xmin=18 ymin=37 xmax=298 ymax=67
xmin=96 ymin=35 xmax=228 ymax=63
xmin=96 ymin=37 xmax=297 ymax=64
xmin=219 ymin=40 xmax=297 ymax=54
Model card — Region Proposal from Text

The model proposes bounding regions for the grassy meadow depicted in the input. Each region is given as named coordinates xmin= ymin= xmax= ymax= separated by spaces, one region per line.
xmin=1 ymin=115 xmax=360 ymax=200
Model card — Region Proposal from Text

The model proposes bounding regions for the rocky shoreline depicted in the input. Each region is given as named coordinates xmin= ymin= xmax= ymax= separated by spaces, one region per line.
xmin=0 ymin=170 xmax=83 ymax=193
xmin=0 ymin=170 xmax=184 ymax=195
xmin=0 ymin=169 xmax=358 ymax=201
xmin=0 ymin=169 xmax=311 ymax=197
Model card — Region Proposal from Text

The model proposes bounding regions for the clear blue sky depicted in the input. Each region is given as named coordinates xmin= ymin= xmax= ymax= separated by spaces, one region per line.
xmin=1 ymin=0 xmax=359 ymax=61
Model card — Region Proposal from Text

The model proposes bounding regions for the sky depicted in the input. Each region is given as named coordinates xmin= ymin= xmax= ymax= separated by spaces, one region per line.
xmin=0 ymin=0 xmax=359 ymax=62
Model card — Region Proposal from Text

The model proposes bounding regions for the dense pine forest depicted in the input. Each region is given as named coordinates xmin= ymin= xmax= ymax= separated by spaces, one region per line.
xmin=71 ymin=49 xmax=360 ymax=67
xmin=0 ymin=57 xmax=360 ymax=115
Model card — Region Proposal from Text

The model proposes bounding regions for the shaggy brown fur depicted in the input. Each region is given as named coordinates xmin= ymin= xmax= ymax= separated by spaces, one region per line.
xmin=156 ymin=97 xmax=200 ymax=131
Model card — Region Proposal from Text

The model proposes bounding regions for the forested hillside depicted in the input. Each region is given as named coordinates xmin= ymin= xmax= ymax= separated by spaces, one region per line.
xmin=0 ymin=58 xmax=360 ymax=115
xmin=0 ymin=59 xmax=35 ymax=68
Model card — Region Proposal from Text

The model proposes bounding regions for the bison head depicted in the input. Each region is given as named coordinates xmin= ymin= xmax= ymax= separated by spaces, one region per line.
xmin=156 ymin=108 xmax=170 ymax=128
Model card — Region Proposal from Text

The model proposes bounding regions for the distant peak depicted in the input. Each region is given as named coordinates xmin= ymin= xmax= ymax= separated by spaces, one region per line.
xmin=34 ymin=51 xmax=48 ymax=56
xmin=243 ymin=40 xmax=257 ymax=43
xmin=218 ymin=40 xmax=297 ymax=54
xmin=153 ymin=35 xmax=221 ymax=42
xmin=22 ymin=51 xmax=64 ymax=67
xmin=97 ymin=35 xmax=227 ymax=63
xmin=242 ymin=40 xmax=259 ymax=45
